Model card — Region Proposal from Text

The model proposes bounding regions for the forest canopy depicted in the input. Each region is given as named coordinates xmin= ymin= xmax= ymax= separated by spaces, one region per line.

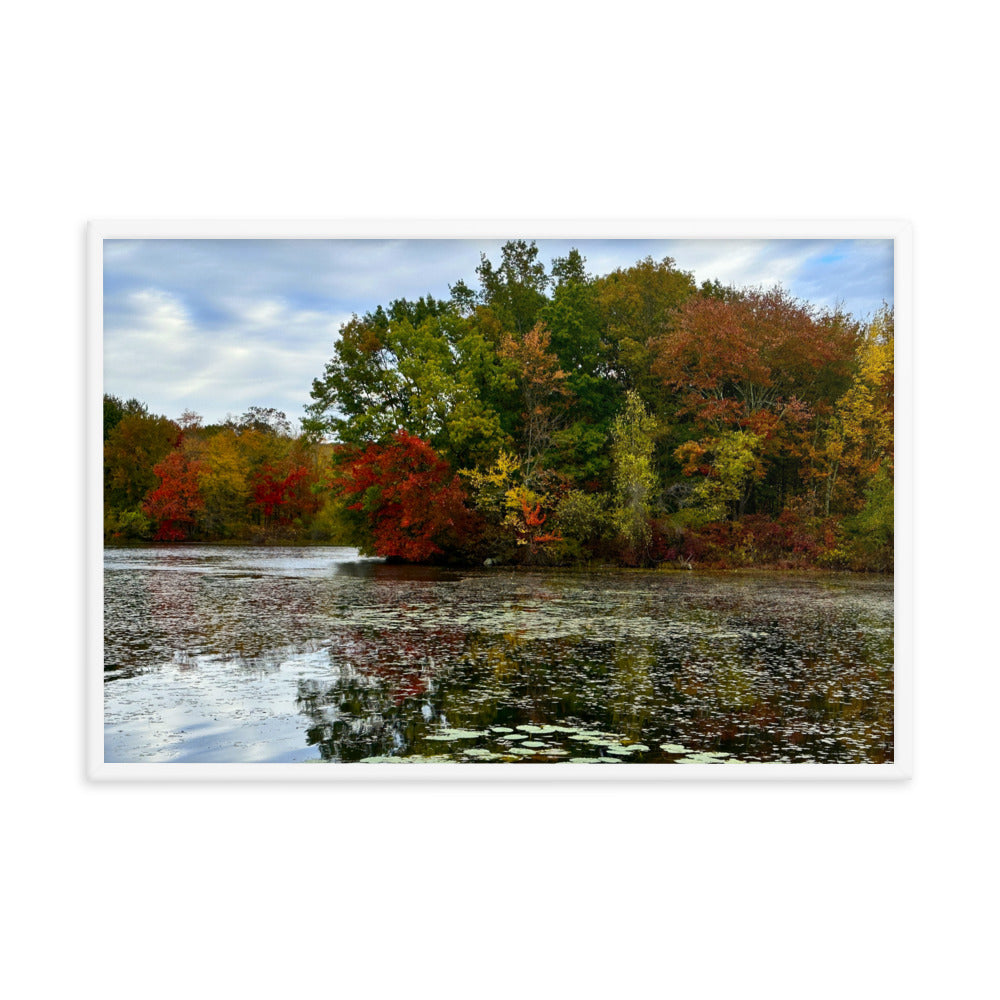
xmin=104 ymin=241 xmax=893 ymax=571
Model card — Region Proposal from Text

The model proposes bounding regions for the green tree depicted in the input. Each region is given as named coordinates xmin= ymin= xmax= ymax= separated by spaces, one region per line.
xmin=540 ymin=249 xmax=620 ymax=483
xmin=594 ymin=256 xmax=697 ymax=401
xmin=103 ymin=394 xmax=148 ymax=441
xmin=552 ymin=489 xmax=610 ymax=560
xmin=845 ymin=464 xmax=893 ymax=570
xmin=676 ymin=430 xmax=764 ymax=521
xmin=475 ymin=240 xmax=551 ymax=334
xmin=233 ymin=406 xmax=293 ymax=436
xmin=304 ymin=300 xmax=508 ymax=469
xmin=610 ymin=390 xmax=658 ymax=562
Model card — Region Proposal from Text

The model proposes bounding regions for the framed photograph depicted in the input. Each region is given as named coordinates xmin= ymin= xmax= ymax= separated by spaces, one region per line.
xmin=89 ymin=220 xmax=910 ymax=780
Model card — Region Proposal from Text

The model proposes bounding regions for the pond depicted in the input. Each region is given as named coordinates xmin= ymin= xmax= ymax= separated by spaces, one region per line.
xmin=103 ymin=546 xmax=894 ymax=765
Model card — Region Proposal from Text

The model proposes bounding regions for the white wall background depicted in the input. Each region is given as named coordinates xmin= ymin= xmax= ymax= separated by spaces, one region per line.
xmin=3 ymin=2 xmax=995 ymax=997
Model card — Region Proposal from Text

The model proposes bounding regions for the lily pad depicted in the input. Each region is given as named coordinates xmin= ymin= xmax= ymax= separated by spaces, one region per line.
xmin=509 ymin=747 xmax=538 ymax=755
xmin=606 ymin=745 xmax=635 ymax=755
xmin=517 ymin=724 xmax=557 ymax=734
xmin=490 ymin=726 xmax=514 ymax=734
xmin=425 ymin=728 xmax=485 ymax=741
xmin=660 ymin=743 xmax=687 ymax=754
xmin=413 ymin=756 xmax=458 ymax=763
xmin=499 ymin=732 xmax=529 ymax=741
xmin=522 ymin=740 xmax=549 ymax=748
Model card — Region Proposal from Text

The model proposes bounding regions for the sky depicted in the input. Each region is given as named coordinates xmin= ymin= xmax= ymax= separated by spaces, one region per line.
xmin=103 ymin=238 xmax=894 ymax=429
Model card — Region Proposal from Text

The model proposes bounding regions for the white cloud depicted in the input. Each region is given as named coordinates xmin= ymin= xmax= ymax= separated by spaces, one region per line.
xmin=104 ymin=282 xmax=354 ymax=425
xmin=119 ymin=288 xmax=192 ymax=337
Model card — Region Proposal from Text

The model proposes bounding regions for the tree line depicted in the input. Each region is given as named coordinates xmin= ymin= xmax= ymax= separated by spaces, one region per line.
xmin=104 ymin=241 xmax=893 ymax=570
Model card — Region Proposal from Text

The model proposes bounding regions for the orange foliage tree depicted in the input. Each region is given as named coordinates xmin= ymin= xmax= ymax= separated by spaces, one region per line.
xmin=651 ymin=287 xmax=855 ymax=430
xmin=652 ymin=287 xmax=857 ymax=515
xmin=498 ymin=321 xmax=570 ymax=486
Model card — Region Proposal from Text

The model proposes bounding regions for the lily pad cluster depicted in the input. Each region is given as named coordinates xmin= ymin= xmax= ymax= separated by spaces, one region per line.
xmin=659 ymin=743 xmax=735 ymax=764
xmin=487 ymin=723 xmax=649 ymax=761
xmin=352 ymin=721 xmax=741 ymax=764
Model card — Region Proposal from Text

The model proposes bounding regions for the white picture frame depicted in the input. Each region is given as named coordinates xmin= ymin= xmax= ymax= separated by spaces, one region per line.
xmin=89 ymin=219 xmax=911 ymax=782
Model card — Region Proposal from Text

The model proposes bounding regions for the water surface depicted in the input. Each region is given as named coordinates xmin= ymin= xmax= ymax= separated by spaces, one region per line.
xmin=104 ymin=546 xmax=893 ymax=765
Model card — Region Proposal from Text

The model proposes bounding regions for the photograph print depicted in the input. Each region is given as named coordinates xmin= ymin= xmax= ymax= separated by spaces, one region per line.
xmin=94 ymin=225 xmax=902 ymax=778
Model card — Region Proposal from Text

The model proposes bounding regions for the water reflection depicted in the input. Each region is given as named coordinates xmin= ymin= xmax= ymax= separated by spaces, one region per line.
xmin=104 ymin=546 xmax=893 ymax=764
xmin=331 ymin=559 xmax=461 ymax=583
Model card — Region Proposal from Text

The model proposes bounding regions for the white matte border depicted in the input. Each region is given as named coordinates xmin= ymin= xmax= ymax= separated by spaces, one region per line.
xmin=88 ymin=219 xmax=911 ymax=782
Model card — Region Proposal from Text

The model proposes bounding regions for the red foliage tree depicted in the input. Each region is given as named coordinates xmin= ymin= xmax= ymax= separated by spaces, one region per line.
xmin=332 ymin=431 xmax=476 ymax=562
xmin=142 ymin=451 xmax=204 ymax=541
xmin=251 ymin=464 xmax=317 ymax=528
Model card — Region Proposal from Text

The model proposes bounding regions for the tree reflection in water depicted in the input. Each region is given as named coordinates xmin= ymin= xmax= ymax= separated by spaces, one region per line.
xmin=105 ymin=548 xmax=894 ymax=764
xmin=294 ymin=621 xmax=892 ymax=763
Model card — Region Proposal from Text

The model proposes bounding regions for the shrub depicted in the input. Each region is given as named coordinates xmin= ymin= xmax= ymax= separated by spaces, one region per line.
xmin=553 ymin=489 xmax=610 ymax=560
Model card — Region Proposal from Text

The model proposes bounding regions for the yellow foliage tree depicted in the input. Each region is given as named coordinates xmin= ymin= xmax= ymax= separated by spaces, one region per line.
xmin=818 ymin=306 xmax=893 ymax=514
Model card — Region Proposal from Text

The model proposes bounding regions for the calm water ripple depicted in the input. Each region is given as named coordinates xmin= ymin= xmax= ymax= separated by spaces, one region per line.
xmin=104 ymin=546 xmax=893 ymax=764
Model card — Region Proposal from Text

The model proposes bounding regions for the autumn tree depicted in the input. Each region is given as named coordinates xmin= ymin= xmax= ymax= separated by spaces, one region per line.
xmin=103 ymin=394 xmax=149 ymax=440
xmin=593 ymin=256 xmax=697 ymax=401
xmin=331 ymin=431 xmax=476 ymax=562
xmin=498 ymin=321 xmax=570 ymax=487
xmin=501 ymin=487 xmax=563 ymax=561
xmin=817 ymin=305 xmax=894 ymax=515
xmin=675 ymin=430 xmax=765 ymax=521
xmin=142 ymin=451 xmax=204 ymax=541
xmin=191 ymin=428 xmax=250 ymax=537
xmin=652 ymin=286 xmax=857 ymax=515
xmin=652 ymin=287 xmax=854 ymax=429
xmin=251 ymin=464 xmax=317 ymax=534
xmin=104 ymin=409 xmax=180 ymax=514
xmin=169 ymin=406 xmax=324 ymax=541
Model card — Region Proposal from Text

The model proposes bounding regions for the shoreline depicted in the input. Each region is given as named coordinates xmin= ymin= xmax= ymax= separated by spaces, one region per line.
xmin=102 ymin=540 xmax=892 ymax=576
